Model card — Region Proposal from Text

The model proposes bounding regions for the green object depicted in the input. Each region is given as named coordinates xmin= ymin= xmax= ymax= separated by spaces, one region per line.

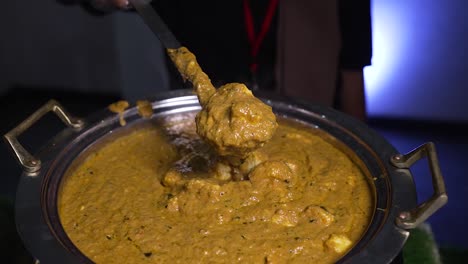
xmin=403 ymin=223 xmax=442 ymax=264
xmin=403 ymin=223 xmax=468 ymax=264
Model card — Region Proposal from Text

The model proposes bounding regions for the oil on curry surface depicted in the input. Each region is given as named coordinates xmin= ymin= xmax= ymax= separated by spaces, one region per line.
xmin=58 ymin=113 xmax=373 ymax=264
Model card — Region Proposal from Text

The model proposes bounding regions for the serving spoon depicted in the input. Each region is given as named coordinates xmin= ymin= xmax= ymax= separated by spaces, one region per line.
xmin=129 ymin=0 xmax=277 ymax=158
xmin=128 ymin=0 xmax=215 ymax=103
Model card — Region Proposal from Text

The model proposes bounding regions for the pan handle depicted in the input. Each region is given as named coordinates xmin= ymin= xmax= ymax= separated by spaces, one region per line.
xmin=3 ymin=99 xmax=84 ymax=173
xmin=390 ymin=142 xmax=448 ymax=229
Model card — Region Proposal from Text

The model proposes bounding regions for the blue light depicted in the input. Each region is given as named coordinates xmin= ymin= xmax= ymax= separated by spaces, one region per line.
xmin=364 ymin=1 xmax=409 ymax=115
xmin=363 ymin=0 xmax=468 ymax=120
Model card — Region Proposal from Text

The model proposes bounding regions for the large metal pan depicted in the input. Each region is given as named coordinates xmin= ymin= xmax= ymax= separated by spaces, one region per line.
xmin=4 ymin=90 xmax=447 ymax=263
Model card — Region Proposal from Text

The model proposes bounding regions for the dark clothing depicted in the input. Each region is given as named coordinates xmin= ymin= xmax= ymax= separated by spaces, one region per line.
xmin=338 ymin=0 xmax=373 ymax=70
xmin=152 ymin=0 xmax=371 ymax=93
xmin=153 ymin=0 xmax=278 ymax=90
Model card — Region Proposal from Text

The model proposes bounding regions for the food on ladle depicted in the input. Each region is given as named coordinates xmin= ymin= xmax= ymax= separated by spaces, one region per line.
xmin=167 ymin=47 xmax=277 ymax=157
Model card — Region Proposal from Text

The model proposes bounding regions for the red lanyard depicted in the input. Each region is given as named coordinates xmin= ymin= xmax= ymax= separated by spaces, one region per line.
xmin=243 ymin=0 xmax=279 ymax=74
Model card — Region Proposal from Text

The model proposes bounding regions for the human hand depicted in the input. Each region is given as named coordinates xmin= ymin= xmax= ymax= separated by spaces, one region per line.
xmin=88 ymin=0 xmax=131 ymax=11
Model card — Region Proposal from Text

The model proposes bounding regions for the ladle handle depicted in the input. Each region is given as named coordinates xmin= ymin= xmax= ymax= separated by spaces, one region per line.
xmin=3 ymin=100 xmax=84 ymax=173
xmin=129 ymin=0 xmax=181 ymax=49
xmin=390 ymin=142 xmax=448 ymax=229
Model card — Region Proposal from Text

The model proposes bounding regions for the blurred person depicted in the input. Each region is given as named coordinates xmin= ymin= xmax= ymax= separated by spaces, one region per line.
xmin=63 ymin=0 xmax=372 ymax=121
xmin=277 ymin=1 xmax=371 ymax=122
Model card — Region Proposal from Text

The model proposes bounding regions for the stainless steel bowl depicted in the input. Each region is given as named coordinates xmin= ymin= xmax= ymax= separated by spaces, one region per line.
xmin=4 ymin=90 xmax=447 ymax=263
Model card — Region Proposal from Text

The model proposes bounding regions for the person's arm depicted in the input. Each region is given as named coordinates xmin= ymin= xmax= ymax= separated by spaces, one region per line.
xmin=337 ymin=0 xmax=372 ymax=122
xmin=89 ymin=0 xmax=129 ymax=10
xmin=339 ymin=70 xmax=367 ymax=121
xmin=57 ymin=0 xmax=130 ymax=13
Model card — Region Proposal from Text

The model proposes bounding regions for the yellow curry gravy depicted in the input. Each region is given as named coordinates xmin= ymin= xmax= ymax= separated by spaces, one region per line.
xmin=58 ymin=114 xmax=373 ymax=264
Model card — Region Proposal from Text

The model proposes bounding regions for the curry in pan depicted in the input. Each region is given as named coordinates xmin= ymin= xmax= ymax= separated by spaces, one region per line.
xmin=58 ymin=113 xmax=373 ymax=263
